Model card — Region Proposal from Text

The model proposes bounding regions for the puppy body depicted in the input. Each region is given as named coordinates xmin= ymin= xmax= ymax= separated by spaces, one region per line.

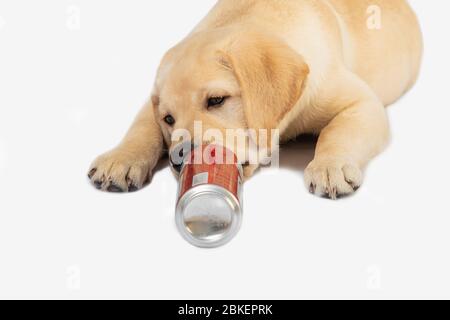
xmin=193 ymin=0 xmax=422 ymax=133
xmin=89 ymin=0 xmax=422 ymax=198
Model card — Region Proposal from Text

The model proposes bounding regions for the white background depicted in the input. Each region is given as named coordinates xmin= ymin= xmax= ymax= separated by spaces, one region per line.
xmin=0 ymin=0 xmax=449 ymax=299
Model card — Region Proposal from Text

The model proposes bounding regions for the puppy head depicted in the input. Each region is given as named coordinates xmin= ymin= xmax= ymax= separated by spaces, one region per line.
xmin=152 ymin=29 xmax=309 ymax=163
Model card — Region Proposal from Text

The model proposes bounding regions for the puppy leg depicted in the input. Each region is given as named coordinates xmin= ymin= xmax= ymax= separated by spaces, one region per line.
xmin=305 ymin=78 xmax=390 ymax=199
xmin=88 ymin=101 xmax=163 ymax=192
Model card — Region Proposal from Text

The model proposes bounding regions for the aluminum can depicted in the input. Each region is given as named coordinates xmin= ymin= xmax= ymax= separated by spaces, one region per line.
xmin=171 ymin=143 xmax=243 ymax=248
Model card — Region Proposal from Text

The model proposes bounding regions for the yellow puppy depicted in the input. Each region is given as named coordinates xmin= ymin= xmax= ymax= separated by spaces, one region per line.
xmin=88 ymin=0 xmax=422 ymax=199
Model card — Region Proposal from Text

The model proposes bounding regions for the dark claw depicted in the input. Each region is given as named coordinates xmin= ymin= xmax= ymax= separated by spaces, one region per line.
xmin=88 ymin=168 xmax=97 ymax=179
xmin=128 ymin=184 xmax=138 ymax=192
xmin=107 ymin=184 xmax=124 ymax=193
xmin=346 ymin=180 xmax=360 ymax=191
xmin=309 ymin=183 xmax=316 ymax=194
xmin=94 ymin=180 xmax=103 ymax=189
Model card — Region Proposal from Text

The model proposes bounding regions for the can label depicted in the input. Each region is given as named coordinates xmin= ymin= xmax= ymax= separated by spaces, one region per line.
xmin=178 ymin=144 xmax=242 ymax=202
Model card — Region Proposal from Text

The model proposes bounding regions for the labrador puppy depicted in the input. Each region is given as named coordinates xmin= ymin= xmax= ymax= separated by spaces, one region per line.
xmin=88 ymin=0 xmax=422 ymax=199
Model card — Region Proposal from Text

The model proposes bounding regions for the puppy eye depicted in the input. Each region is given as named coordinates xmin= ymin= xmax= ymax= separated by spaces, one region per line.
xmin=207 ymin=96 xmax=228 ymax=109
xmin=164 ymin=115 xmax=176 ymax=126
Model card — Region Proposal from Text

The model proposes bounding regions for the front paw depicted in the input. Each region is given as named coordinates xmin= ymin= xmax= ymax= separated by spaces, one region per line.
xmin=304 ymin=158 xmax=363 ymax=199
xmin=88 ymin=148 xmax=158 ymax=193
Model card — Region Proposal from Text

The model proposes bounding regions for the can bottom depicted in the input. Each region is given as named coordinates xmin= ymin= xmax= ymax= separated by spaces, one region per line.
xmin=175 ymin=184 xmax=242 ymax=248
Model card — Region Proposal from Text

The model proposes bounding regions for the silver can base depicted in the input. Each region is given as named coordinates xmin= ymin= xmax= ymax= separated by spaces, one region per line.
xmin=175 ymin=184 xmax=242 ymax=248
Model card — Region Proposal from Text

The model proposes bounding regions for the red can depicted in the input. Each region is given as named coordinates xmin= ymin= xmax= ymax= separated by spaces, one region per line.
xmin=172 ymin=144 xmax=243 ymax=248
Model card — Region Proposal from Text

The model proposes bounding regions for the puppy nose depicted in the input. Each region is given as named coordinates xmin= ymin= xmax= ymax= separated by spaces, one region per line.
xmin=169 ymin=141 xmax=195 ymax=173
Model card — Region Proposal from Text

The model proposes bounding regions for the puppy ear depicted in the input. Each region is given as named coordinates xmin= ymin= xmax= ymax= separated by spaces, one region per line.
xmin=221 ymin=33 xmax=309 ymax=133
